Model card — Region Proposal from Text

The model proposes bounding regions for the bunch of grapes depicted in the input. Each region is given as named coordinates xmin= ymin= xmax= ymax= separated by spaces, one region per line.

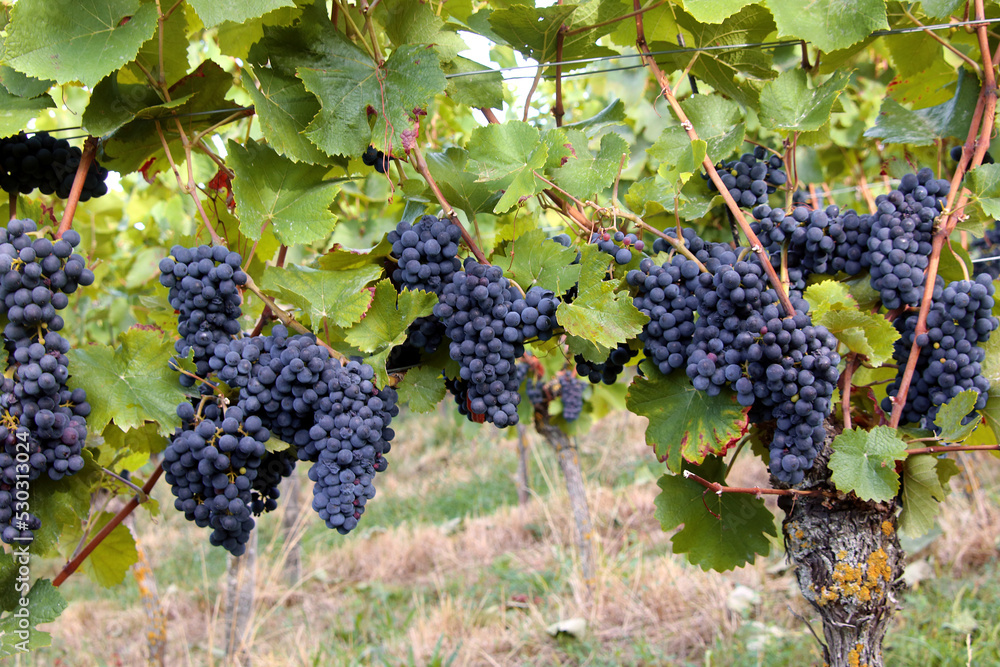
xmin=0 ymin=131 xmax=109 ymax=200
xmin=308 ymin=360 xmax=398 ymax=533
xmin=433 ymin=259 xmax=526 ymax=427
xmin=864 ymin=169 xmax=949 ymax=309
xmin=558 ymin=372 xmax=584 ymax=421
xmin=162 ymin=401 xmax=269 ymax=556
xmin=158 ymin=245 xmax=247 ymax=385
xmin=704 ymin=147 xmax=787 ymax=209
xmin=362 ymin=145 xmax=391 ymax=174
xmin=0 ymin=220 xmax=93 ymax=543
xmin=575 ymin=342 xmax=636 ymax=384
xmin=627 ymin=257 xmax=697 ymax=375
xmin=883 ymin=275 xmax=997 ymax=430
xmin=591 ymin=230 xmax=642 ymax=265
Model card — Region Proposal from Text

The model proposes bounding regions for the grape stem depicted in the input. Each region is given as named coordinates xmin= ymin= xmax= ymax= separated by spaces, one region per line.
xmin=839 ymin=353 xmax=859 ymax=430
xmin=889 ymin=0 xmax=997 ymax=429
xmin=553 ymin=21 xmax=566 ymax=127
xmin=53 ymin=463 xmax=164 ymax=587
xmin=682 ymin=470 xmax=834 ymax=498
xmin=409 ymin=143 xmax=489 ymax=264
xmin=631 ymin=0 xmax=796 ymax=318
xmin=100 ymin=466 xmax=149 ymax=500
xmin=55 ymin=136 xmax=98 ymax=239
xmin=904 ymin=444 xmax=1000 ymax=455
xmin=249 ymin=245 xmax=288 ymax=337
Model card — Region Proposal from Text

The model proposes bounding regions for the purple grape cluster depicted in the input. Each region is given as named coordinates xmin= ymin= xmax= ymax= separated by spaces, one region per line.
xmin=704 ymin=147 xmax=787 ymax=208
xmin=0 ymin=131 xmax=109 ymax=200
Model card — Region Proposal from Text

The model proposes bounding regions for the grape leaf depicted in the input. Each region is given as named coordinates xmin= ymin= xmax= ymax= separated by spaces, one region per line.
xmin=682 ymin=95 xmax=745 ymax=160
xmin=626 ymin=364 xmax=749 ymax=472
xmin=297 ymin=41 xmax=446 ymax=158
xmin=935 ymin=389 xmax=982 ymax=442
xmin=0 ymin=66 xmax=54 ymax=99
xmin=563 ymin=98 xmax=627 ymax=137
xmin=124 ymin=0 xmax=190 ymax=88
xmin=488 ymin=4 xmax=616 ymax=68
xmin=982 ymin=394 xmax=1000 ymax=444
xmin=261 ymin=264 xmax=381 ymax=331
xmin=67 ymin=327 xmax=188 ymax=436
xmin=188 ymin=0 xmax=296 ymax=28
xmin=758 ymin=69 xmax=852 ymax=132
xmin=765 ymin=0 xmax=887 ymax=53
xmin=804 ymin=279 xmax=854 ymax=315
xmin=685 ymin=0 xmax=756 ymax=23
xmin=966 ymin=163 xmax=1000 ymax=220
xmin=494 ymin=229 xmax=582 ymax=295
xmin=81 ymin=511 xmax=138 ymax=587
xmin=654 ymin=458 xmax=776 ymax=572
xmin=397 ymin=363 xmax=446 ymax=413
xmin=443 ymin=56 xmax=504 ymax=109
xmin=0 ymin=86 xmax=54 ymax=138
xmin=557 ymin=246 xmax=648 ymax=349
xmin=243 ymin=65 xmax=329 ymax=164
xmin=0 ymin=581 xmax=66 ymax=657
xmin=425 ymin=146 xmax=503 ymax=217
xmin=865 ymin=68 xmax=979 ymax=145
xmin=227 ymin=139 xmax=342 ymax=245
xmin=344 ymin=280 xmax=437 ymax=385
xmin=467 ymin=121 xmax=549 ymax=213
xmin=899 ymin=454 xmax=956 ymax=538
xmin=815 ymin=308 xmax=899 ymax=366
xmin=3 ymin=0 xmax=157 ymax=87
xmin=920 ymin=0 xmax=965 ymax=19
xmin=552 ymin=131 xmax=629 ymax=201
xmin=316 ymin=237 xmax=393 ymax=272
xmin=216 ymin=7 xmax=302 ymax=60
xmin=829 ymin=426 xmax=908 ymax=501
xmin=648 ymin=127 xmax=709 ymax=191
xmin=378 ymin=0 xmax=468 ymax=62
xmin=625 ymin=174 xmax=716 ymax=221
xmin=83 ymin=75 xmax=190 ymax=137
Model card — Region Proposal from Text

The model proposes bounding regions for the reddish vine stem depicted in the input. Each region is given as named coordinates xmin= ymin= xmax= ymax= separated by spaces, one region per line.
xmin=53 ymin=463 xmax=164 ymax=587
xmin=55 ymin=137 xmax=98 ymax=239
xmin=904 ymin=444 xmax=1000 ymax=456
xmin=409 ymin=143 xmax=488 ymax=264
xmin=554 ymin=24 xmax=566 ymax=126
xmin=249 ymin=245 xmax=288 ymax=336
xmin=631 ymin=1 xmax=796 ymax=318
xmin=839 ymin=353 xmax=859 ymax=430
xmin=683 ymin=471 xmax=834 ymax=498
xmin=889 ymin=0 xmax=997 ymax=428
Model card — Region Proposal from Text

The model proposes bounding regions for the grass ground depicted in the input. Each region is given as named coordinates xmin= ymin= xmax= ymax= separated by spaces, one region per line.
xmin=18 ymin=408 xmax=1000 ymax=666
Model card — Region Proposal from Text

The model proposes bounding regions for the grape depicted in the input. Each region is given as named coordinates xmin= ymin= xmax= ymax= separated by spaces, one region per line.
xmin=158 ymin=245 xmax=248 ymax=384
xmin=307 ymin=360 xmax=397 ymax=533
xmin=575 ymin=342 xmax=636 ymax=384
xmin=0 ymin=131 xmax=109 ymax=199
xmin=558 ymin=372 xmax=584 ymax=421
xmin=361 ymin=145 xmax=391 ymax=174
xmin=703 ymin=147 xmax=787 ymax=209
xmin=883 ymin=275 xmax=998 ymax=430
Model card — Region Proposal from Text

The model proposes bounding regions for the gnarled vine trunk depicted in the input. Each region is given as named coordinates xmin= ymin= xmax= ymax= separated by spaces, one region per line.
xmin=778 ymin=431 xmax=905 ymax=667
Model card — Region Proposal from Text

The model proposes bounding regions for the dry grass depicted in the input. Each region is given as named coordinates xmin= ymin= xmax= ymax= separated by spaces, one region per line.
xmin=29 ymin=410 xmax=1000 ymax=667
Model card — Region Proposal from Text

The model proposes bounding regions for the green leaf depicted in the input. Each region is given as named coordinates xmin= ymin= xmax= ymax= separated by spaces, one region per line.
xmin=0 ymin=66 xmax=54 ymax=99
xmin=378 ymin=0 xmax=467 ymax=62
xmin=125 ymin=0 xmax=190 ymax=88
xmin=4 ymin=0 xmax=157 ymax=87
xmin=920 ymin=0 xmax=965 ymax=19
xmin=261 ymin=264 xmax=382 ymax=331
xmin=188 ymin=0 xmax=296 ymax=28
xmin=682 ymin=95 xmax=745 ymax=159
xmin=654 ymin=7 xmax=777 ymax=108
xmin=829 ymin=426 xmax=908 ymax=502
xmin=228 ymin=139 xmax=341 ymax=245
xmin=765 ymin=0 xmax=887 ymax=53
xmin=654 ymin=458 xmax=776 ymax=572
xmin=0 ymin=86 xmax=54 ymax=138
xmin=815 ymin=308 xmax=899 ymax=366
xmin=759 ymin=69 xmax=852 ymax=132
xmin=558 ymin=245 xmax=648 ymax=349
xmin=98 ymin=421 xmax=168 ymax=472
xmin=488 ymin=4 xmax=616 ymax=68
xmin=244 ymin=66 xmax=329 ymax=164
xmin=0 ymin=581 xmax=67 ymax=657
xmin=316 ymin=237 xmax=393 ymax=272
xmin=552 ymin=131 xmax=630 ymax=200
xmin=966 ymin=164 xmax=1000 ymax=220
xmin=67 ymin=327 xmax=188 ymax=436
xmin=83 ymin=74 xmax=189 ymax=138
xmin=563 ymin=98 xmax=627 ymax=136
xmin=804 ymin=279 xmax=853 ymax=316
xmin=685 ymin=0 xmax=756 ymax=22
xmin=494 ymin=229 xmax=581 ymax=294
xmin=935 ymin=389 xmax=983 ymax=442
xmin=216 ymin=7 xmax=302 ymax=60
xmin=298 ymin=42 xmax=446 ymax=157
xmin=397 ymin=363 xmax=446 ymax=413
xmin=899 ymin=454 xmax=952 ymax=538
xmin=81 ymin=512 xmax=138 ymax=587
xmin=627 ymin=365 xmax=749 ymax=472
xmin=982 ymin=394 xmax=1000 ymax=444
xmin=443 ymin=56 xmax=504 ymax=109
xmin=647 ymin=128 xmax=708 ymax=194
xmin=864 ymin=68 xmax=979 ymax=146
xmin=345 ymin=280 xmax=437 ymax=384
xmin=467 ymin=121 xmax=549 ymax=213
xmin=425 ymin=146 xmax=503 ymax=217
xmin=625 ymin=174 xmax=716 ymax=221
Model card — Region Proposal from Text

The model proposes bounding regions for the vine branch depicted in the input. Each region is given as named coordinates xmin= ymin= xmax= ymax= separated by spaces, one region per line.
xmin=56 ymin=137 xmax=98 ymax=239
xmin=682 ymin=470 xmax=834 ymax=498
